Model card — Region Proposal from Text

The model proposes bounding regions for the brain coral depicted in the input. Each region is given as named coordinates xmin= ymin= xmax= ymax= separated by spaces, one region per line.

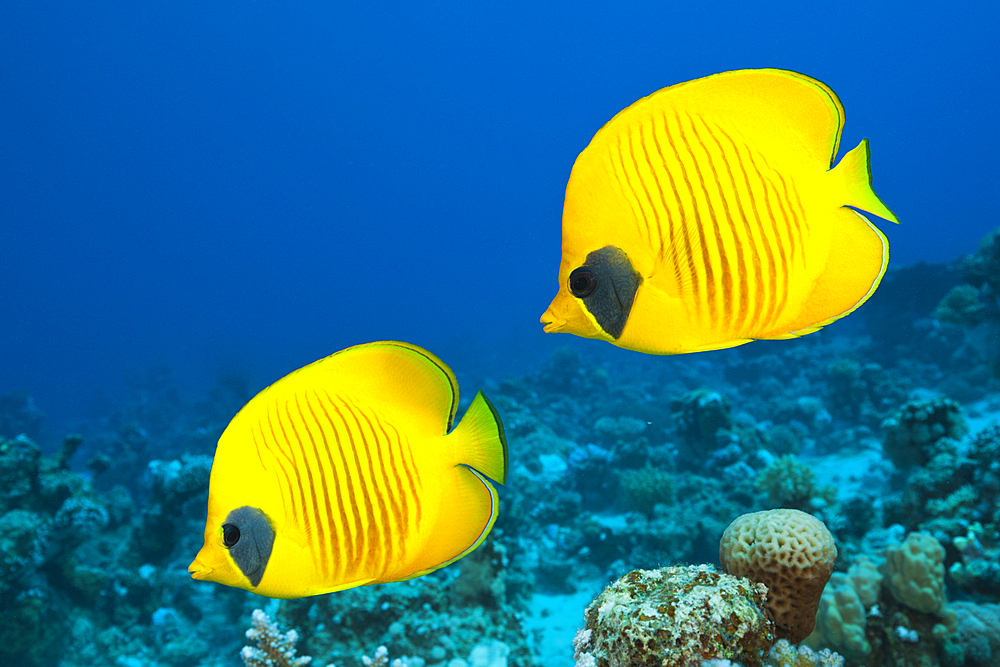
xmin=576 ymin=565 xmax=774 ymax=667
xmin=720 ymin=509 xmax=837 ymax=643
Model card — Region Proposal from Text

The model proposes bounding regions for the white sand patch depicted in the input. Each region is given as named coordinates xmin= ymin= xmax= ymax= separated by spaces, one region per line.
xmin=962 ymin=394 xmax=1000 ymax=437
xmin=802 ymin=448 xmax=892 ymax=502
xmin=524 ymin=581 xmax=605 ymax=665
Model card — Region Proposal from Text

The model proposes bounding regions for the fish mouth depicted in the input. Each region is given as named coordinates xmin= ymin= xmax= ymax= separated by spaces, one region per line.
xmin=540 ymin=309 xmax=563 ymax=333
xmin=188 ymin=558 xmax=212 ymax=580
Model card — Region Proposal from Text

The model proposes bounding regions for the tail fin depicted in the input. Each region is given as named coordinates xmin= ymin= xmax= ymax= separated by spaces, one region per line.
xmin=449 ymin=391 xmax=507 ymax=484
xmin=831 ymin=139 xmax=900 ymax=224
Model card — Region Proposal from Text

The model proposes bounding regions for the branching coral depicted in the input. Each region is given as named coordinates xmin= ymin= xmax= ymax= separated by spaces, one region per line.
xmin=241 ymin=609 xmax=314 ymax=667
xmin=754 ymin=456 xmax=836 ymax=510
xmin=618 ymin=464 xmax=675 ymax=516
xmin=765 ymin=638 xmax=844 ymax=667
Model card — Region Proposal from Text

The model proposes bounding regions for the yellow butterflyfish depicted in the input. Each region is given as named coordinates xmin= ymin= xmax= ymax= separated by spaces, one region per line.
xmin=540 ymin=68 xmax=900 ymax=354
xmin=188 ymin=341 xmax=507 ymax=599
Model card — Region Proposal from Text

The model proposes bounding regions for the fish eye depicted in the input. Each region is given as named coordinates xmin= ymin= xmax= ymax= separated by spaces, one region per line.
xmin=222 ymin=523 xmax=241 ymax=548
xmin=569 ymin=267 xmax=597 ymax=298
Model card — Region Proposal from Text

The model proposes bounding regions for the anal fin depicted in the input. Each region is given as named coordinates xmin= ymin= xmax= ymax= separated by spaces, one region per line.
xmin=778 ymin=207 xmax=888 ymax=338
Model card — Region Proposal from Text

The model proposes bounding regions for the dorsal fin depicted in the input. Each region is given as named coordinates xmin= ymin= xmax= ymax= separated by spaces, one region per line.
xmin=241 ymin=341 xmax=458 ymax=436
xmin=597 ymin=69 xmax=845 ymax=173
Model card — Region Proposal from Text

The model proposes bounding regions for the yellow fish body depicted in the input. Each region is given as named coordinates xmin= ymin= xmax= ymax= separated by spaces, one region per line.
xmin=188 ymin=341 xmax=507 ymax=599
xmin=540 ymin=68 xmax=900 ymax=354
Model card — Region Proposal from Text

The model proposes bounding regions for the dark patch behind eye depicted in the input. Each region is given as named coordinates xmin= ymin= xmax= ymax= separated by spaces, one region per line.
xmin=223 ymin=506 xmax=275 ymax=587
xmin=575 ymin=246 xmax=641 ymax=339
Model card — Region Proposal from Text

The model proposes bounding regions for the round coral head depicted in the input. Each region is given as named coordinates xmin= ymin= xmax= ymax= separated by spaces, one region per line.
xmin=720 ymin=508 xmax=837 ymax=642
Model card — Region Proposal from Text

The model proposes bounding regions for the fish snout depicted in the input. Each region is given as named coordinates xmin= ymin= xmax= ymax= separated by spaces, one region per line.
xmin=540 ymin=306 xmax=564 ymax=333
xmin=188 ymin=554 xmax=212 ymax=580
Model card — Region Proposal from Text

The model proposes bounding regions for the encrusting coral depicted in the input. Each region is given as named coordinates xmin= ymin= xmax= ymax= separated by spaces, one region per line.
xmin=574 ymin=565 xmax=775 ymax=667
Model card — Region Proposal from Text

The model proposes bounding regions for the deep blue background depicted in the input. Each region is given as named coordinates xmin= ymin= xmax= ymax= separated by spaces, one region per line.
xmin=2 ymin=1 xmax=997 ymax=435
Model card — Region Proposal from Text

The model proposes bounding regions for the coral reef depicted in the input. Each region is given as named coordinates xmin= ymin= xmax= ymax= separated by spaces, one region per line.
xmin=882 ymin=397 xmax=968 ymax=469
xmin=0 ymin=389 xmax=45 ymax=440
xmin=12 ymin=225 xmax=1000 ymax=666
xmin=951 ymin=602 xmax=1000 ymax=667
xmin=962 ymin=228 xmax=1000 ymax=298
xmin=805 ymin=530 xmax=975 ymax=667
xmin=673 ymin=389 xmax=732 ymax=450
xmin=0 ymin=433 xmax=109 ymax=665
xmin=879 ymin=418 xmax=1000 ymax=601
xmin=275 ymin=535 xmax=528 ymax=667
xmin=935 ymin=285 xmax=987 ymax=327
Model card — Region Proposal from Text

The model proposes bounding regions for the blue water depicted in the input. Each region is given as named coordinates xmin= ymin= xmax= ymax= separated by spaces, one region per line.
xmin=2 ymin=0 xmax=998 ymax=436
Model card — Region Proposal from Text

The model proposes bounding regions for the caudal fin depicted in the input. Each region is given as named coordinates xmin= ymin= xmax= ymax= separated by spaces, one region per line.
xmin=832 ymin=139 xmax=900 ymax=224
xmin=449 ymin=391 xmax=507 ymax=484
